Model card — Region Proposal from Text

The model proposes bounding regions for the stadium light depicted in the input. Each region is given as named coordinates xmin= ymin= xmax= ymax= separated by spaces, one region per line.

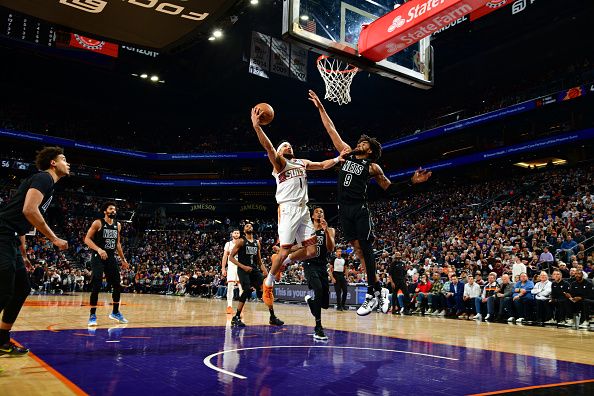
xmin=213 ymin=29 xmax=223 ymax=38
xmin=208 ymin=36 xmax=215 ymax=41
xmin=250 ymin=0 xmax=258 ymax=4
xmin=150 ymin=75 xmax=159 ymax=82
xmin=140 ymin=73 xmax=148 ymax=79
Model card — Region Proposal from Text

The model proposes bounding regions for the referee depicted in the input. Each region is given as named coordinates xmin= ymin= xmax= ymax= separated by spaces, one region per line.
xmin=330 ymin=248 xmax=348 ymax=311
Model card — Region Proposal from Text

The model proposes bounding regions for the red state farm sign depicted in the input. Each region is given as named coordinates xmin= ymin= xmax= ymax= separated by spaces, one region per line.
xmin=358 ymin=0 xmax=491 ymax=62
xmin=469 ymin=0 xmax=513 ymax=21
xmin=69 ymin=34 xmax=119 ymax=58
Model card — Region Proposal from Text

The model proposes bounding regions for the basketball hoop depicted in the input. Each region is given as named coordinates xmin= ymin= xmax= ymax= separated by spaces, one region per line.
xmin=316 ymin=55 xmax=358 ymax=105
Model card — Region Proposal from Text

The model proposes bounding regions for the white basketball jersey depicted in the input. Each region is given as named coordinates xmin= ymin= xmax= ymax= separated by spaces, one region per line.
xmin=224 ymin=240 xmax=238 ymax=269
xmin=273 ymin=158 xmax=308 ymax=205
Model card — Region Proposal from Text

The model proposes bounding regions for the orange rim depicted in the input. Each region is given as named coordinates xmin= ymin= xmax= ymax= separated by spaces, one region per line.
xmin=316 ymin=55 xmax=358 ymax=74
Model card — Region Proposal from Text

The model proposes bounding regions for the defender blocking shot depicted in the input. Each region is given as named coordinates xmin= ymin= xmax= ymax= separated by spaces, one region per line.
xmin=309 ymin=90 xmax=431 ymax=316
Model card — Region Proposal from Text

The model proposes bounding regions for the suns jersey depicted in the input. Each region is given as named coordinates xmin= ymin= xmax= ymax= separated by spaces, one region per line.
xmin=272 ymin=158 xmax=309 ymax=205
xmin=224 ymin=240 xmax=238 ymax=269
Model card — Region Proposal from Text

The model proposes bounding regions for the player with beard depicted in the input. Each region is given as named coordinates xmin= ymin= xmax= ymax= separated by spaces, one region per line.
xmin=84 ymin=202 xmax=130 ymax=326
xmin=0 ymin=146 xmax=69 ymax=356
xmin=302 ymin=207 xmax=335 ymax=340
xmin=251 ymin=107 xmax=347 ymax=307
xmin=221 ymin=229 xmax=243 ymax=314
xmin=308 ymin=90 xmax=432 ymax=316
xmin=229 ymin=222 xmax=283 ymax=327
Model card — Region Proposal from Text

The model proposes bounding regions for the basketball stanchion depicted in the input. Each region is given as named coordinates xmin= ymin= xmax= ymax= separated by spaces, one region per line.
xmin=316 ymin=55 xmax=358 ymax=105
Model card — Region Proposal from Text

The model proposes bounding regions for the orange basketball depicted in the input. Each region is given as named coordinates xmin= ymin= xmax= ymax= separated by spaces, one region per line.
xmin=255 ymin=102 xmax=274 ymax=125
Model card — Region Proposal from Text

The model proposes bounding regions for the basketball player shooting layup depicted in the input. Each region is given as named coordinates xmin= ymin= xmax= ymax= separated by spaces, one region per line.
xmin=251 ymin=106 xmax=348 ymax=306
xmin=308 ymin=90 xmax=432 ymax=316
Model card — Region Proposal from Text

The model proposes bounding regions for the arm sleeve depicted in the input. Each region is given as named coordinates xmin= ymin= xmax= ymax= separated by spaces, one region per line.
xmin=386 ymin=180 xmax=413 ymax=196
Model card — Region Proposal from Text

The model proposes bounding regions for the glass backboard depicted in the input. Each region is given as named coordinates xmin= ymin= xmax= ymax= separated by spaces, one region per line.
xmin=282 ymin=0 xmax=433 ymax=88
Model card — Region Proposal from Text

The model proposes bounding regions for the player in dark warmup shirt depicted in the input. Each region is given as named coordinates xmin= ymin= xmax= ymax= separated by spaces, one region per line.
xmin=229 ymin=223 xmax=284 ymax=327
xmin=309 ymin=90 xmax=432 ymax=316
xmin=84 ymin=201 xmax=130 ymax=326
xmin=302 ymin=207 xmax=335 ymax=340
xmin=0 ymin=146 xmax=69 ymax=357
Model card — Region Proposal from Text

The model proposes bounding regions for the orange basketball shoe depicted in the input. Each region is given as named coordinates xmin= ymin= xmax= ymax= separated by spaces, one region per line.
xmin=262 ymin=283 xmax=274 ymax=306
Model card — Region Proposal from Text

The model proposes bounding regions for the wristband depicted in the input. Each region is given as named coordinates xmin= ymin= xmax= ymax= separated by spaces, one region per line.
xmin=333 ymin=156 xmax=340 ymax=164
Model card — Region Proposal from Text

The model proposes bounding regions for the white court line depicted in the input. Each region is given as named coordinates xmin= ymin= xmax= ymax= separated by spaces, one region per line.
xmin=203 ymin=345 xmax=458 ymax=380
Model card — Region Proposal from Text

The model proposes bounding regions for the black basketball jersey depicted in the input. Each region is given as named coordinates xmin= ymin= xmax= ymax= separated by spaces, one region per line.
xmin=238 ymin=236 xmax=259 ymax=270
xmin=337 ymin=154 xmax=371 ymax=204
xmin=0 ymin=172 xmax=54 ymax=235
xmin=93 ymin=219 xmax=118 ymax=256
xmin=389 ymin=260 xmax=406 ymax=280
xmin=304 ymin=229 xmax=328 ymax=266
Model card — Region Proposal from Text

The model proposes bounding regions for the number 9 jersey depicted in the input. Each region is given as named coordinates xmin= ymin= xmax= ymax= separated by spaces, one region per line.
xmin=338 ymin=154 xmax=370 ymax=205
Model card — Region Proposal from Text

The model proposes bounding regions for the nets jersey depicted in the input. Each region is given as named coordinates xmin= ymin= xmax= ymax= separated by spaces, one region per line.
xmin=273 ymin=158 xmax=308 ymax=205
xmin=237 ymin=237 xmax=260 ymax=270
xmin=304 ymin=228 xmax=328 ymax=266
xmin=93 ymin=219 xmax=118 ymax=257
xmin=224 ymin=240 xmax=238 ymax=269
xmin=338 ymin=155 xmax=370 ymax=204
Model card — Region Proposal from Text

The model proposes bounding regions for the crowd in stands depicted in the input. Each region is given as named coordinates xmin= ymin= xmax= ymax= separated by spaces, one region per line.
xmin=2 ymin=161 xmax=593 ymax=328
xmin=1 ymin=59 xmax=592 ymax=156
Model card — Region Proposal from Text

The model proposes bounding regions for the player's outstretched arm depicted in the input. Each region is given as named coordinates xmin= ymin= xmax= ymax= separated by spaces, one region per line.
xmin=303 ymin=148 xmax=350 ymax=171
xmin=251 ymin=107 xmax=285 ymax=172
xmin=308 ymin=90 xmax=351 ymax=152
xmin=371 ymin=164 xmax=432 ymax=194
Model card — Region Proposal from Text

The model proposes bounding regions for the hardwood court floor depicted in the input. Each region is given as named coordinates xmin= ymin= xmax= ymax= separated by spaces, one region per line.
xmin=1 ymin=293 xmax=593 ymax=395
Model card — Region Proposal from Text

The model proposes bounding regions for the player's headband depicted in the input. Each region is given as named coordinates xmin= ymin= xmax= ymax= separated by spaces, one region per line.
xmin=276 ymin=142 xmax=290 ymax=153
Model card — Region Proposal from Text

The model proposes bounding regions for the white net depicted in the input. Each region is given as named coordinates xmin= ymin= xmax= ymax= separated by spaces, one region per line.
xmin=316 ymin=55 xmax=358 ymax=105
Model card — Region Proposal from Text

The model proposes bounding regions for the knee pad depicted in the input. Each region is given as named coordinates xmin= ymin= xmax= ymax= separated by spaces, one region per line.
xmin=239 ymin=289 xmax=251 ymax=303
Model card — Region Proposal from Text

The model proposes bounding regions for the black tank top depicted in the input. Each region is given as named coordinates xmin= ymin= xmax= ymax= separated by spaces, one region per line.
xmin=338 ymin=154 xmax=370 ymax=204
xmin=237 ymin=236 xmax=259 ymax=270
xmin=93 ymin=219 xmax=118 ymax=256
xmin=304 ymin=229 xmax=328 ymax=266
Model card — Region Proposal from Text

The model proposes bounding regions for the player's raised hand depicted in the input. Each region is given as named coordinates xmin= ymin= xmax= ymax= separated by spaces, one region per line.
xmin=251 ymin=107 xmax=262 ymax=128
xmin=411 ymin=167 xmax=432 ymax=184
xmin=308 ymin=90 xmax=323 ymax=109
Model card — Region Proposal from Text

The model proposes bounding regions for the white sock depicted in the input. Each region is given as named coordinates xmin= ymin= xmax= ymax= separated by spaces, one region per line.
xmin=226 ymin=283 xmax=234 ymax=307
xmin=264 ymin=273 xmax=275 ymax=287
xmin=282 ymin=256 xmax=292 ymax=266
